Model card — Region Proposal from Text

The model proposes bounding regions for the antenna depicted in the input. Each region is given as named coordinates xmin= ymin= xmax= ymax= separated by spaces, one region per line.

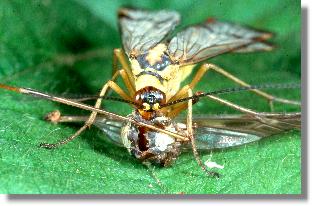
xmin=0 ymin=84 xmax=140 ymax=106
xmin=160 ymin=83 xmax=300 ymax=108
xmin=0 ymin=83 xmax=188 ymax=141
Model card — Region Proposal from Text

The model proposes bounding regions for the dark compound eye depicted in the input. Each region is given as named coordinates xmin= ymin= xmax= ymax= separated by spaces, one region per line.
xmin=146 ymin=94 xmax=156 ymax=104
xmin=134 ymin=87 xmax=166 ymax=111
xmin=140 ymin=93 xmax=157 ymax=104
xmin=139 ymin=90 xmax=164 ymax=105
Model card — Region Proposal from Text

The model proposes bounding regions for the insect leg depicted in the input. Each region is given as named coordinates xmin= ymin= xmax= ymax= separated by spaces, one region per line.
xmin=40 ymin=70 xmax=134 ymax=148
xmin=44 ymin=110 xmax=89 ymax=124
xmin=53 ymin=51 xmax=136 ymax=103
xmin=0 ymin=83 xmax=188 ymax=141
xmin=165 ymin=85 xmax=195 ymax=118
xmin=114 ymin=68 xmax=136 ymax=97
xmin=168 ymin=85 xmax=260 ymax=118
xmin=167 ymin=82 xmax=287 ymax=131
xmin=187 ymin=89 xmax=219 ymax=178
xmin=41 ymin=84 xmax=131 ymax=148
xmin=206 ymin=94 xmax=259 ymax=115
xmin=195 ymin=63 xmax=300 ymax=110
xmin=166 ymin=102 xmax=188 ymax=118
xmin=41 ymin=49 xmax=136 ymax=146
xmin=59 ymin=69 xmax=135 ymax=103
xmin=166 ymin=83 xmax=202 ymax=118
xmin=205 ymin=95 xmax=292 ymax=131
xmin=143 ymin=162 xmax=168 ymax=193
xmin=113 ymin=48 xmax=135 ymax=89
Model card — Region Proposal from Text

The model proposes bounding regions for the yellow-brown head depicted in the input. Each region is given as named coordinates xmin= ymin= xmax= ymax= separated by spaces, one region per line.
xmin=134 ymin=86 xmax=166 ymax=120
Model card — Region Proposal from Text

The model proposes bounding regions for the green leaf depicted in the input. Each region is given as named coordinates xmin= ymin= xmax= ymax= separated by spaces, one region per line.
xmin=0 ymin=0 xmax=300 ymax=194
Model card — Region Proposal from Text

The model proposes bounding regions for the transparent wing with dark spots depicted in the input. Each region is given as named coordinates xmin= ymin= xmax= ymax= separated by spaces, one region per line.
xmin=118 ymin=8 xmax=180 ymax=56
xmin=168 ymin=19 xmax=273 ymax=65
xmin=179 ymin=113 xmax=300 ymax=150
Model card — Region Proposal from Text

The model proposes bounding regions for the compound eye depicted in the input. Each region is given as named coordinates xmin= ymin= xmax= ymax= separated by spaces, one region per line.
xmin=146 ymin=94 xmax=156 ymax=104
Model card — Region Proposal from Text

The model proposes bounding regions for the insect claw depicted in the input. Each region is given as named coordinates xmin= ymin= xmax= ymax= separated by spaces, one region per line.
xmin=39 ymin=143 xmax=58 ymax=149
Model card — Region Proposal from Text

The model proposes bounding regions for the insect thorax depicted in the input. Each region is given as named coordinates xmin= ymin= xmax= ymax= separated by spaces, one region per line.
xmin=129 ymin=44 xmax=182 ymax=97
xmin=121 ymin=111 xmax=182 ymax=166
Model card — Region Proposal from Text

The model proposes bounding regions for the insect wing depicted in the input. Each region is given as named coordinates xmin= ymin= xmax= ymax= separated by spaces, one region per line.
xmin=193 ymin=127 xmax=262 ymax=150
xmin=118 ymin=8 xmax=180 ymax=56
xmin=168 ymin=19 xmax=273 ymax=65
xmin=180 ymin=113 xmax=300 ymax=150
xmin=94 ymin=117 xmax=124 ymax=147
xmin=93 ymin=112 xmax=300 ymax=150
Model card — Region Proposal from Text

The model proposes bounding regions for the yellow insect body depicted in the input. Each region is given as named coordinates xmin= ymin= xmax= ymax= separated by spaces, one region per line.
xmin=130 ymin=43 xmax=195 ymax=102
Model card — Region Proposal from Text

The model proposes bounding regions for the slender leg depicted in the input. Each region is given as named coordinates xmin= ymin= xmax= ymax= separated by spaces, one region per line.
xmin=70 ymin=49 xmax=136 ymax=103
xmin=40 ymin=81 xmax=131 ymax=148
xmin=165 ymin=86 xmax=190 ymax=118
xmin=108 ymin=68 xmax=136 ymax=97
xmin=168 ymin=85 xmax=285 ymax=134
xmin=65 ymin=69 xmax=135 ymax=102
xmin=205 ymin=95 xmax=288 ymax=130
xmin=113 ymin=48 xmax=135 ymax=89
xmin=40 ymin=68 xmax=135 ymax=148
xmin=40 ymin=124 xmax=89 ymax=148
xmin=206 ymin=94 xmax=259 ymax=115
xmin=166 ymin=101 xmax=189 ymax=118
xmin=168 ymin=84 xmax=190 ymax=103
xmin=75 ymin=68 xmax=136 ymax=125
xmin=143 ymin=161 xmax=168 ymax=193
xmin=167 ymin=83 xmax=260 ymax=119
xmin=44 ymin=111 xmax=89 ymax=124
xmin=186 ymin=89 xmax=219 ymax=178
xmin=1 ymin=83 xmax=188 ymax=141
xmin=170 ymin=63 xmax=300 ymax=110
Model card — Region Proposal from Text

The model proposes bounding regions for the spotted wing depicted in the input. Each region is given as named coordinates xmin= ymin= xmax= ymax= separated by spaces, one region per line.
xmin=168 ymin=19 xmax=273 ymax=65
xmin=180 ymin=113 xmax=300 ymax=150
xmin=118 ymin=8 xmax=180 ymax=56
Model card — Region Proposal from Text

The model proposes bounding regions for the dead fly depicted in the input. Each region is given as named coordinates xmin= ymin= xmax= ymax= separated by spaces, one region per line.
xmin=0 ymin=8 xmax=300 ymax=177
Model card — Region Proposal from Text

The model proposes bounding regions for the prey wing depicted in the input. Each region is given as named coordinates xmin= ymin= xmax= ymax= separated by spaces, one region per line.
xmin=94 ymin=117 xmax=125 ymax=147
xmin=168 ymin=19 xmax=273 ymax=65
xmin=95 ymin=112 xmax=300 ymax=150
xmin=178 ymin=113 xmax=301 ymax=150
xmin=118 ymin=7 xmax=180 ymax=57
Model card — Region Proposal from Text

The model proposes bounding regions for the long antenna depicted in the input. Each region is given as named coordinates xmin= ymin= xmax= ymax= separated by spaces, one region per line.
xmin=0 ymin=84 xmax=140 ymax=106
xmin=0 ymin=83 xmax=188 ymax=141
xmin=160 ymin=83 xmax=301 ymax=108
xmin=63 ymin=94 xmax=140 ymax=107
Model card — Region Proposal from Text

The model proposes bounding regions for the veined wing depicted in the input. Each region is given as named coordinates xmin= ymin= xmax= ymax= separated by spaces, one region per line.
xmin=94 ymin=117 xmax=124 ymax=147
xmin=93 ymin=112 xmax=300 ymax=150
xmin=178 ymin=112 xmax=301 ymax=150
xmin=168 ymin=19 xmax=273 ymax=65
xmin=118 ymin=8 xmax=180 ymax=57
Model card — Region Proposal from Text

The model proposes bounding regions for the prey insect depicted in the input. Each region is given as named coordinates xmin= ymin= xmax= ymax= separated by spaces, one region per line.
xmin=0 ymin=8 xmax=301 ymax=177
